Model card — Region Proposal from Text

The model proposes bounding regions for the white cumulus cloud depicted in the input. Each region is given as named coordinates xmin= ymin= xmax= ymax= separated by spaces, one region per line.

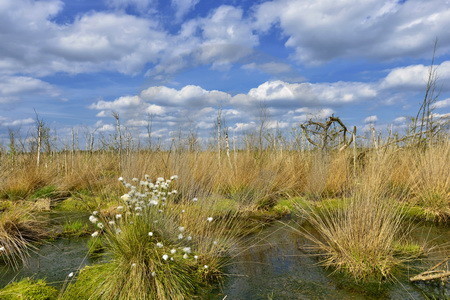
xmin=364 ymin=115 xmax=378 ymax=123
xmin=253 ymin=0 xmax=450 ymax=64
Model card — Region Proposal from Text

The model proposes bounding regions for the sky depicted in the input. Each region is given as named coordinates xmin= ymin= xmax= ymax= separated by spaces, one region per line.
xmin=1 ymin=0 xmax=450 ymax=148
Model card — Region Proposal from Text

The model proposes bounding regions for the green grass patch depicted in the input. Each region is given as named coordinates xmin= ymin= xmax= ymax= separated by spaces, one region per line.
xmin=62 ymin=220 xmax=90 ymax=237
xmin=272 ymin=197 xmax=308 ymax=216
xmin=61 ymin=264 xmax=109 ymax=299
xmin=393 ymin=242 xmax=425 ymax=258
xmin=54 ymin=196 xmax=97 ymax=212
xmin=0 ymin=278 xmax=58 ymax=300
xmin=30 ymin=186 xmax=57 ymax=200
xmin=210 ymin=198 xmax=240 ymax=215
xmin=398 ymin=205 xmax=448 ymax=223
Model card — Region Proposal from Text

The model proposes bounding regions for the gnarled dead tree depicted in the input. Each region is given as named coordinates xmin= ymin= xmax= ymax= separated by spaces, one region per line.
xmin=300 ymin=116 xmax=356 ymax=151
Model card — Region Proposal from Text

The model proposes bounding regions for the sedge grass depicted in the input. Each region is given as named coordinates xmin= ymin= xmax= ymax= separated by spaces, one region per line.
xmin=295 ymin=150 xmax=419 ymax=282
xmin=0 ymin=204 xmax=46 ymax=269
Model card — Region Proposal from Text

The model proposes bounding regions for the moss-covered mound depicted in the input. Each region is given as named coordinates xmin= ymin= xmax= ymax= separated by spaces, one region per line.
xmin=0 ymin=278 xmax=58 ymax=300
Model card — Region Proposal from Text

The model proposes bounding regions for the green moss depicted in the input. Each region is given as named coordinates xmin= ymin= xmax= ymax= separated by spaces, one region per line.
xmin=272 ymin=197 xmax=308 ymax=216
xmin=62 ymin=220 xmax=90 ymax=237
xmin=398 ymin=205 xmax=445 ymax=223
xmin=211 ymin=198 xmax=239 ymax=214
xmin=313 ymin=198 xmax=349 ymax=215
xmin=54 ymin=197 xmax=90 ymax=212
xmin=61 ymin=264 xmax=110 ymax=299
xmin=393 ymin=242 xmax=424 ymax=258
xmin=0 ymin=200 xmax=13 ymax=211
xmin=30 ymin=186 xmax=57 ymax=200
xmin=0 ymin=278 xmax=58 ymax=300
xmin=221 ymin=185 xmax=258 ymax=206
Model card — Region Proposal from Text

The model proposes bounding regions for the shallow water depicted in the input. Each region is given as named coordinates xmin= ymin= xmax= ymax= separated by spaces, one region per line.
xmin=209 ymin=220 xmax=449 ymax=300
xmin=0 ymin=237 xmax=94 ymax=288
xmin=0 ymin=211 xmax=94 ymax=288
xmin=0 ymin=214 xmax=448 ymax=299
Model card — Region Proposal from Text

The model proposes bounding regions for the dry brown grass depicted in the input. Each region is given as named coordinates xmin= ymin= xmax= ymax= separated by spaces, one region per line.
xmin=0 ymin=141 xmax=448 ymax=218
xmin=0 ymin=204 xmax=47 ymax=269
xmin=295 ymin=149 xmax=415 ymax=282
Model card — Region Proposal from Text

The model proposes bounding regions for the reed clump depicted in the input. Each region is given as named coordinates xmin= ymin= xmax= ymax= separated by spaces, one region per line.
xmin=296 ymin=150 xmax=416 ymax=282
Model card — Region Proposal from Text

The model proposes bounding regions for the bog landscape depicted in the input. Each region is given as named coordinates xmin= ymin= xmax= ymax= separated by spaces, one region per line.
xmin=0 ymin=0 xmax=449 ymax=299
xmin=0 ymin=109 xmax=448 ymax=299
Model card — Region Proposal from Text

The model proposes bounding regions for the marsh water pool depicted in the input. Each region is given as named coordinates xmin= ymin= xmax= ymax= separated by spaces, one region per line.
xmin=0 ymin=216 xmax=448 ymax=299
xmin=210 ymin=221 xmax=449 ymax=299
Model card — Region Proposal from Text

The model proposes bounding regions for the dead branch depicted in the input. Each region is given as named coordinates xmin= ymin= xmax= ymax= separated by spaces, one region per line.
xmin=410 ymin=257 xmax=449 ymax=282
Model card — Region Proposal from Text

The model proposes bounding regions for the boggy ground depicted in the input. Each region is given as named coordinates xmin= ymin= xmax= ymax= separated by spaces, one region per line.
xmin=0 ymin=141 xmax=448 ymax=299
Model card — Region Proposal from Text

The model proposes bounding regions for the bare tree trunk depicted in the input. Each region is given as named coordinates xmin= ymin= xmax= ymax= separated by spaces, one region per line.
xmin=34 ymin=110 xmax=44 ymax=168
xmin=112 ymin=111 xmax=122 ymax=171
xmin=225 ymin=130 xmax=233 ymax=171
xmin=352 ymin=129 xmax=357 ymax=177
xmin=71 ymin=128 xmax=76 ymax=172
xmin=216 ymin=109 xmax=222 ymax=167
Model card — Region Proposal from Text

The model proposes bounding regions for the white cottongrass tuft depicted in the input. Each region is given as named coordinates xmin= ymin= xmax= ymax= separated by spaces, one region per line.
xmin=121 ymin=194 xmax=131 ymax=201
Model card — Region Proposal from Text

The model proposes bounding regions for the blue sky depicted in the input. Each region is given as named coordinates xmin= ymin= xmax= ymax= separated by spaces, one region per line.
xmin=1 ymin=0 xmax=450 ymax=147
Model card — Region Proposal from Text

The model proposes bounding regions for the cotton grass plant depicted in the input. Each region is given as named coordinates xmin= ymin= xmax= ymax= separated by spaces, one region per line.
xmin=64 ymin=175 xmax=244 ymax=299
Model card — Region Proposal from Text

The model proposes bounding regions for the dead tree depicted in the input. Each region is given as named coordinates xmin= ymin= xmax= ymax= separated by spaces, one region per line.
xmin=112 ymin=111 xmax=123 ymax=170
xmin=300 ymin=116 xmax=356 ymax=151
xmin=34 ymin=110 xmax=45 ymax=167
xmin=413 ymin=38 xmax=443 ymax=143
